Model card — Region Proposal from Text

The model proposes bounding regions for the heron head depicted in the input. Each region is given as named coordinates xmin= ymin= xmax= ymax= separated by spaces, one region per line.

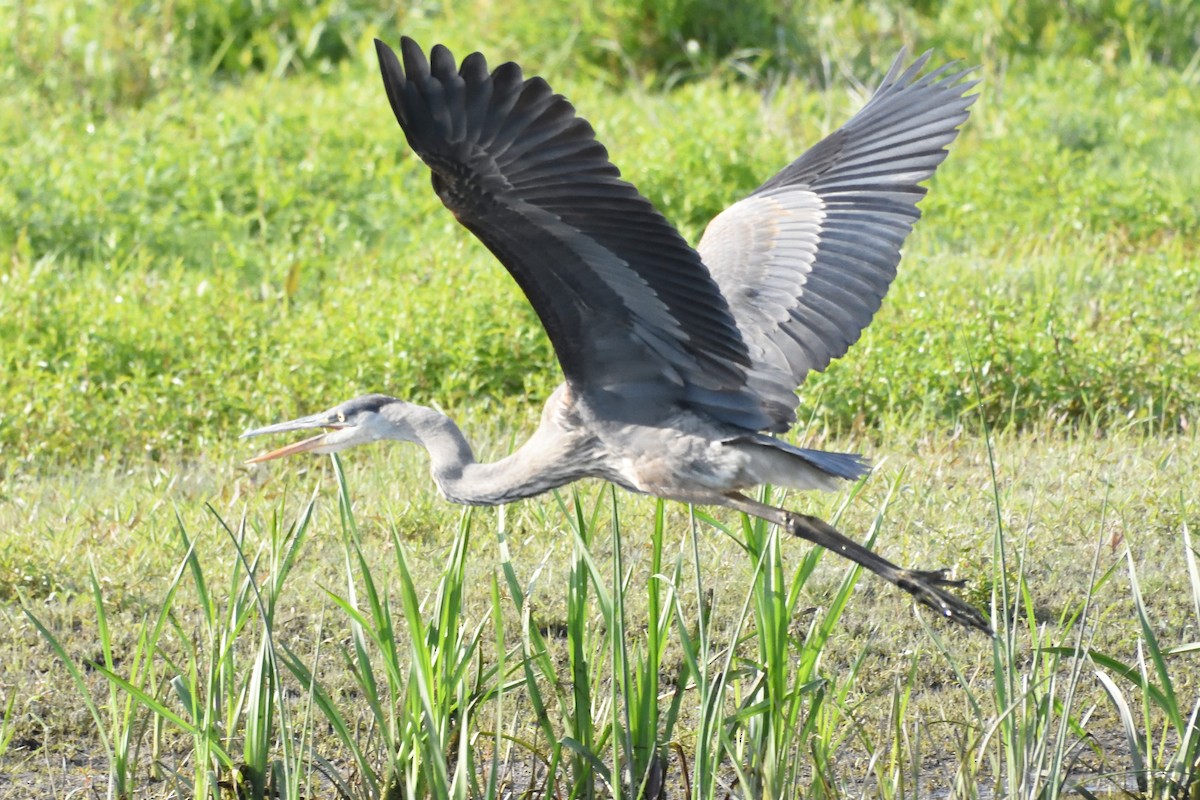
xmin=241 ymin=394 xmax=403 ymax=463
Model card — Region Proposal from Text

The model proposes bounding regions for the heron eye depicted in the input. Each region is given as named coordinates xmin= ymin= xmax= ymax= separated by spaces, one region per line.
xmin=336 ymin=412 xmax=346 ymax=423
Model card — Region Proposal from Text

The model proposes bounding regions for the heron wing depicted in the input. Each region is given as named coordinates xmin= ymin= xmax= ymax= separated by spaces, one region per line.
xmin=698 ymin=52 xmax=977 ymax=429
xmin=375 ymin=38 xmax=780 ymax=430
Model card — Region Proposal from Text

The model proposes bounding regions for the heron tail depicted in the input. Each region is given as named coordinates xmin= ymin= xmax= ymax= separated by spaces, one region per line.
xmin=726 ymin=434 xmax=870 ymax=491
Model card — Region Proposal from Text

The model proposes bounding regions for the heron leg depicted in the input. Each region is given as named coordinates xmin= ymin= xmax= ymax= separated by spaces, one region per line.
xmin=722 ymin=492 xmax=992 ymax=635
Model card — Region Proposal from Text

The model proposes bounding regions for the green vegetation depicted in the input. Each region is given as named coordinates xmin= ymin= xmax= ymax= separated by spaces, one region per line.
xmin=2 ymin=0 xmax=1197 ymax=797
xmin=3 ymin=21 xmax=1198 ymax=473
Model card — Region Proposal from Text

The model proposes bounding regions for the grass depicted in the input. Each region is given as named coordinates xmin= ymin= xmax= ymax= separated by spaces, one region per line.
xmin=5 ymin=430 xmax=1196 ymax=796
xmin=2 ymin=52 xmax=1197 ymax=473
xmin=2 ymin=1 xmax=1199 ymax=797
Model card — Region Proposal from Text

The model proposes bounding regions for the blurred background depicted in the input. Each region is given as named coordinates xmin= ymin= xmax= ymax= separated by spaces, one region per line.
xmin=6 ymin=0 xmax=1200 ymax=110
xmin=1 ymin=0 xmax=1197 ymax=476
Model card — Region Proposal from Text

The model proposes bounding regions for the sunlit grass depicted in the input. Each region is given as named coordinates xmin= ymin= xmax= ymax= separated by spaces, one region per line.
xmin=2 ymin=53 xmax=1198 ymax=475
xmin=7 ymin=423 xmax=1197 ymax=796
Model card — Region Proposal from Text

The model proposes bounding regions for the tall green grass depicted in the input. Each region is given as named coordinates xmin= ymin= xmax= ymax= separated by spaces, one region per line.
xmin=0 ymin=690 xmax=14 ymax=765
xmin=1084 ymin=525 xmax=1200 ymax=798
xmin=24 ymin=498 xmax=316 ymax=798
xmin=933 ymin=504 xmax=1200 ymax=799
xmin=21 ymin=456 xmax=935 ymax=797
xmin=918 ymin=356 xmax=1200 ymax=800
xmin=18 ymin=441 xmax=1199 ymax=797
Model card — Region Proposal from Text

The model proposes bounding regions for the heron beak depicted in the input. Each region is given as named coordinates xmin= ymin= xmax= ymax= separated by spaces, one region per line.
xmin=243 ymin=432 xmax=332 ymax=464
xmin=241 ymin=414 xmax=346 ymax=464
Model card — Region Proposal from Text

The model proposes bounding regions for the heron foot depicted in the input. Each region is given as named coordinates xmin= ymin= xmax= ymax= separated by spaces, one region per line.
xmin=895 ymin=568 xmax=992 ymax=635
xmin=782 ymin=512 xmax=991 ymax=635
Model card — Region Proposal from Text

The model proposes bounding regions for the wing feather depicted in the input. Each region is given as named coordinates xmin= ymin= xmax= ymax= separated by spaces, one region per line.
xmin=699 ymin=50 xmax=977 ymax=428
xmin=376 ymin=38 xmax=778 ymax=429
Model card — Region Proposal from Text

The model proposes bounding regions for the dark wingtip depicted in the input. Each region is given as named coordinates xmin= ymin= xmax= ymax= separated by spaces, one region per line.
xmin=400 ymin=36 xmax=431 ymax=82
xmin=373 ymin=38 xmax=399 ymax=76
xmin=429 ymin=43 xmax=457 ymax=77
xmin=374 ymin=37 xmax=409 ymax=128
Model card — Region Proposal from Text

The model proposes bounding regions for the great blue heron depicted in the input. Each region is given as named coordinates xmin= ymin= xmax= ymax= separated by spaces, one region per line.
xmin=243 ymin=37 xmax=988 ymax=633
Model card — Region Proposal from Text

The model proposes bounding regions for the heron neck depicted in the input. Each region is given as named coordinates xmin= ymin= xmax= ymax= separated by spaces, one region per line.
xmin=395 ymin=404 xmax=571 ymax=506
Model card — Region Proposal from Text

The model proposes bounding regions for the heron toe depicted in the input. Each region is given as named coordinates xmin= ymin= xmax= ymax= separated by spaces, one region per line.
xmin=895 ymin=569 xmax=992 ymax=634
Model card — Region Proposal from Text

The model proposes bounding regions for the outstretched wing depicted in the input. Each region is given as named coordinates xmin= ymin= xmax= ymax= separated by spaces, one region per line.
xmin=698 ymin=52 xmax=977 ymax=430
xmin=375 ymin=38 xmax=783 ymax=430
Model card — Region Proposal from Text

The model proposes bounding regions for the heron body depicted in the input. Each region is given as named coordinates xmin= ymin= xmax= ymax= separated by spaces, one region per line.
xmin=244 ymin=38 xmax=990 ymax=633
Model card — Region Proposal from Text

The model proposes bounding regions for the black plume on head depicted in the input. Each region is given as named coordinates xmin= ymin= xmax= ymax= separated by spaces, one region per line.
xmin=340 ymin=394 xmax=399 ymax=416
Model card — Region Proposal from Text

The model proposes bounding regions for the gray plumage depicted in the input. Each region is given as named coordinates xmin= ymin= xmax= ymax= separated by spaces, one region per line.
xmin=700 ymin=52 xmax=977 ymax=426
xmin=242 ymin=38 xmax=989 ymax=634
